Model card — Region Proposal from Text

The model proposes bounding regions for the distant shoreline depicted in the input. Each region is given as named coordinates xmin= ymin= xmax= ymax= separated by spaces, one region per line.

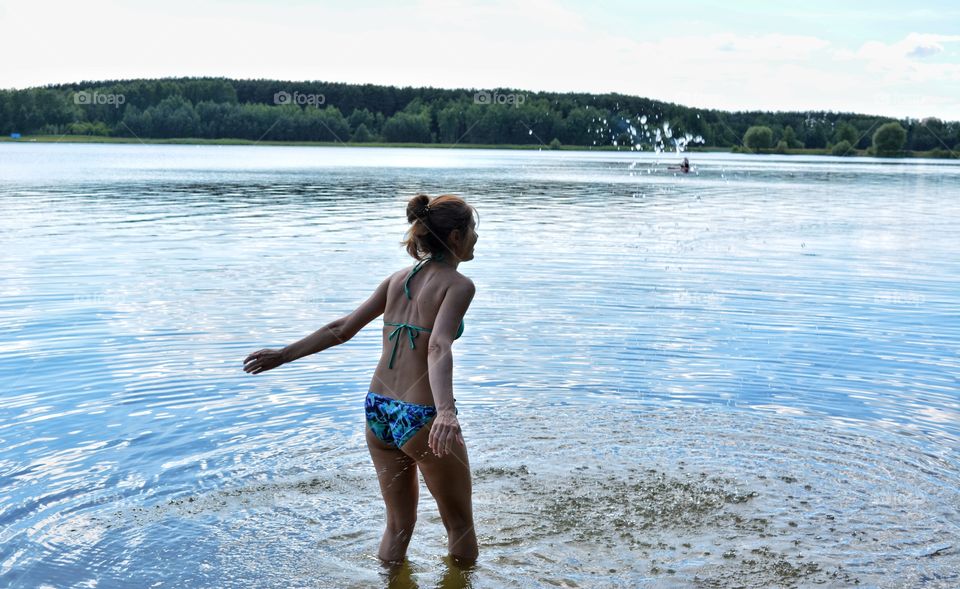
xmin=0 ymin=135 xmax=955 ymax=159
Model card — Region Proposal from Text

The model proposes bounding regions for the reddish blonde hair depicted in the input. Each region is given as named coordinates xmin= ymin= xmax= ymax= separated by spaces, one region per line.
xmin=401 ymin=193 xmax=478 ymax=260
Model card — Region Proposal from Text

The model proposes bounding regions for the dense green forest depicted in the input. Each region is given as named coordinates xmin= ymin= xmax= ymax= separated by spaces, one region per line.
xmin=1 ymin=77 xmax=958 ymax=155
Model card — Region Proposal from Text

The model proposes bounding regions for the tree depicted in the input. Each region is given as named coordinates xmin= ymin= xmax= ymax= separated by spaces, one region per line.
xmin=831 ymin=140 xmax=853 ymax=156
xmin=743 ymin=125 xmax=773 ymax=152
xmin=350 ymin=123 xmax=374 ymax=142
xmin=437 ymin=102 xmax=465 ymax=143
xmin=120 ymin=95 xmax=200 ymax=138
xmin=909 ymin=117 xmax=943 ymax=151
xmin=559 ymin=106 xmax=599 ymax=145
xmin=348 ymin=108 xmax=376 ymax=133
xmin=782 ymin=125 xmax=803 ymax=148
xmin=802 ymin=124 xmax=830 ymax=149
xmin=297 ymin=106 xmax=351 ymax=142
xmin=833 ymin=123 xmax=858 ymax=145
xmin=381 ymin=111 xmax=432 ymax=143
xmin=873 ymin=122 xmax=906 ymax=155
xmin=120 ymin=105 xmax=155 ymax=137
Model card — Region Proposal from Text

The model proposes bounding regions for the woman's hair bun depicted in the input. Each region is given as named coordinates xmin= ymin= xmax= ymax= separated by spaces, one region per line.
xmin=406 ymin=194 xmax=432 ymax=224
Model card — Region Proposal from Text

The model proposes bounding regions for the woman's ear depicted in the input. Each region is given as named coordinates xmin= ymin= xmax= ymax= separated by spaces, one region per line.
xmin=451 ymin=229 xmax=465 ymax=254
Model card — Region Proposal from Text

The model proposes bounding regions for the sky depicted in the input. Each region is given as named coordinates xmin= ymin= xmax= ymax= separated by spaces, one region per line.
xmin=2 ymin=0 xmax=959 ymax=120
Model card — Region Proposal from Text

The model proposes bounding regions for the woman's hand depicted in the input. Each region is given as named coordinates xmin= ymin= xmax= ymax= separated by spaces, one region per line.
xmin=243 ymin=348 xmax=286 ymax=374
xmin=428 ymin=410 xmax=464 ymax=457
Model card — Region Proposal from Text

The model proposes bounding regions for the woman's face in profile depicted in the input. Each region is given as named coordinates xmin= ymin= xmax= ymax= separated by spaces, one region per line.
xmin=460 ymin=221 xmax=478 ymax=260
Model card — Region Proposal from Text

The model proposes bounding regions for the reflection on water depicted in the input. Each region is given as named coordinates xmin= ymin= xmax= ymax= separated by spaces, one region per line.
xmin=1 ymin=143 xmax=959 ymax=587
xmin=380 ymin=556 xmax=475 ymax=589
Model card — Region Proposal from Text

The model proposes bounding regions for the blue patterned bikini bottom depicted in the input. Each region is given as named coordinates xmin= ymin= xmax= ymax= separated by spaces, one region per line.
xmin=365 ymin=391 xmax=458 ymax=449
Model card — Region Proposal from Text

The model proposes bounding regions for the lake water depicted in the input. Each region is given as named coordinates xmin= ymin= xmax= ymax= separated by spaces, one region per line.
xmin=1 ymin=143 xmax=959 ymax=588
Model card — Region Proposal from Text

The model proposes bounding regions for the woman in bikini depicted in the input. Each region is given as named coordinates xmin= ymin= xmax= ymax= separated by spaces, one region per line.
xmin=243 ymin=193 xmax=480 ymax=566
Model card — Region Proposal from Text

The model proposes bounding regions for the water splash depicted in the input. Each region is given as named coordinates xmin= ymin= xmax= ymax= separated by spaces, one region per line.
xmin=588 ymin=110 xmax=704 ymax=157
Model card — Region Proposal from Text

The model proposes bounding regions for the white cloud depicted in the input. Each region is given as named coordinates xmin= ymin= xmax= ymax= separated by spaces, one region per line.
xmin=856 ymin=33 xmax=960 ymax=62
xmin=902 ymin=33 xmax=960 ymax=59
xmin=847 ymin=33 xmax=960 ymax=87
xmin=907 ymin=45 xmax=942 ymax=59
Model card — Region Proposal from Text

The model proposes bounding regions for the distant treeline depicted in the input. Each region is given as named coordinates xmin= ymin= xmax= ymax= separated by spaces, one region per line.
xmin=1 ymin=77 xmax=958 ymax=154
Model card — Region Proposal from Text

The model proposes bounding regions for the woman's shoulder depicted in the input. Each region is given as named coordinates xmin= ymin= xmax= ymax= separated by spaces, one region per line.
xmin=447 ymin=273 xmax=475 ymax=298
xmin=453 ymin=272 xmax=475 ymax=289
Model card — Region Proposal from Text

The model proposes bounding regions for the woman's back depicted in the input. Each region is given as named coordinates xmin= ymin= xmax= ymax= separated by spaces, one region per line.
xmin=369 ymin=256 xmax=468 ymax=405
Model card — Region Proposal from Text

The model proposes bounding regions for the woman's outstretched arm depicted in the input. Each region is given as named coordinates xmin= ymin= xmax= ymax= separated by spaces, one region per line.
xmin=243 ymin=275 xmax=391 ymax=374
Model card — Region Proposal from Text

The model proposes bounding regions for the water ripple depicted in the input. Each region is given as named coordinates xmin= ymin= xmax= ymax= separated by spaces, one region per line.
xmin=2 ymin=144 xmax=959 ymax=587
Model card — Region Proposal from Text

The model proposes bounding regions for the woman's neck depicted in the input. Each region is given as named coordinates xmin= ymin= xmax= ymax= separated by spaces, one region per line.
xmin=429 ymin=251 xmax=459 ymax=270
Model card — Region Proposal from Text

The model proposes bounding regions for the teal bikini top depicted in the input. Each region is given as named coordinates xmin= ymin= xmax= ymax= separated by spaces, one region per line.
xmin=384 ymin=252 xmax=464 ymax=369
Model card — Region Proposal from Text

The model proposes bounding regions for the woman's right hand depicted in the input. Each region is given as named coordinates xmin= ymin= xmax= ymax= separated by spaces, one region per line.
xmin=243 ymin=348 xmax=286 ymax=374
xmin=429 ymin=410 xmax=464 ymax=457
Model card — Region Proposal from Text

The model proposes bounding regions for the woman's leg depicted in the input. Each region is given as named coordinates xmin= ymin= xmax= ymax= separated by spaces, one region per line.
xmin=400 ymin=420 xmax=478 ymax=564
xmin=366 ymin=424 xmax=420 ymax=563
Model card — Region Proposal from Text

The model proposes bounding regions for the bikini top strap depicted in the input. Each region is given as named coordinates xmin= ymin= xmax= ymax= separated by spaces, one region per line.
xmin=403 ymin=259 xmax=429 ymax=300
xmin=403 ymin=251 xmax=445 ymax=300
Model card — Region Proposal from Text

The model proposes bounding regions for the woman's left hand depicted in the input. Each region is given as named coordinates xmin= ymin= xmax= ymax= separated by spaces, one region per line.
xmin=243 ymin=348 xmax=285 ymax=374
xmin=428 ymin=410 xmax=464 ymax=457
